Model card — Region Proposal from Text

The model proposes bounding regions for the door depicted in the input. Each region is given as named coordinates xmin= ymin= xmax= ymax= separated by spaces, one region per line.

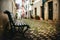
xmin=35 ymin=8 xmax=37 ymax=16
xmin=41 ymin=6 xmax=44 ymax=19
xmin=48 ymin=1 xmax=53 ymax=20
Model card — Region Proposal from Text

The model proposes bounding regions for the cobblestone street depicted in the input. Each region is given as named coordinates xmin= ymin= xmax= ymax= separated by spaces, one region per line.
xmin=0 ymin=19 xmax=60 ymax=40
xmin=21 ymin=19 xmax=60 ymax=40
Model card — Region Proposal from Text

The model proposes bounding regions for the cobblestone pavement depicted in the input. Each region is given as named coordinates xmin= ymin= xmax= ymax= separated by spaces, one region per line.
xmin=22 ymin=19 xmax=60 ymax=40
xmin=1 ymin=30 xmax=60 ymax=40
xmin=1 ymin=19 xmax=60 ymax=40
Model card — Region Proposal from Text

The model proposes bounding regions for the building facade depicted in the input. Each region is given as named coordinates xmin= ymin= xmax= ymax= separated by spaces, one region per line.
xmin=0 ymin=0 xmax=16 ymax=16
xmin=32 ymin=0 xmax=43 ymax=19
xmin=44 ymin=0 xmax=60 ymax=21
xmin=24 ymin=0 xmax=33 ymax=18
xmin=32 ymin=0 xmax=60 ymax=21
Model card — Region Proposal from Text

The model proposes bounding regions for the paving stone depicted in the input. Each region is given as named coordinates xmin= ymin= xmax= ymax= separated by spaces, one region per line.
xmin=33 ymin=38 xmax=37 ymax=40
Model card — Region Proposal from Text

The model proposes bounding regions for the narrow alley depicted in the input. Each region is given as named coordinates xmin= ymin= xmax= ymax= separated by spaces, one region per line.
xmin=0 ymin=0 xmax=60 ymax=40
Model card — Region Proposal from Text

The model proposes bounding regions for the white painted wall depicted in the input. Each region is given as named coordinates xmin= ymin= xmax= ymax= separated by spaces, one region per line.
xmin=33 ymin=0 xmax=42 ymax=17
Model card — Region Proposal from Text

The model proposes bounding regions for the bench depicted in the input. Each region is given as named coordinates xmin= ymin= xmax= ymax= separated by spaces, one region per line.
xmin=4 ymin=10 xmax=30 ymax=36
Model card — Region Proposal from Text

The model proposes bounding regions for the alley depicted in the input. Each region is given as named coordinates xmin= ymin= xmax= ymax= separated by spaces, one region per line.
xmin=0 ymin=0 xmax=60 ymax=40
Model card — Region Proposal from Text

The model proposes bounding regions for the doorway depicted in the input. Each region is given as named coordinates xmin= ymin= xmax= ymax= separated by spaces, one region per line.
xmin=41 ymin=6 xmax=44 ymax=19
xmin=35 ymin=8 xmax=37 ymax=16
xmin=48 ymin=1 xmax=53 ymax=20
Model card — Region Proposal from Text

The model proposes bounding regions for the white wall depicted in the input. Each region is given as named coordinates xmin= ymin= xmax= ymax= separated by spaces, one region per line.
xmin=32 ymin=0 xmax=42 ymax=17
